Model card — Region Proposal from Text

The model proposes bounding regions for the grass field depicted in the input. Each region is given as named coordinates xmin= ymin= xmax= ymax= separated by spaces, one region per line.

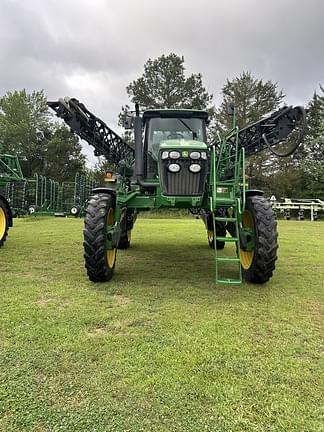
xmin=0 ymin=217 xmax=323 ymax=431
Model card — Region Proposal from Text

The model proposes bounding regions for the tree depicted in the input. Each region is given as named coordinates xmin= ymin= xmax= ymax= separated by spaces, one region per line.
xmin=0 ymin=89 xmax=86 ymax=181
xmin=118 ymin=53 xmax=214 ymax=145
xmin=0 ymin=89 xmax=50 ymax=176
xmin=213 ymin=71 xmax=285 ymax=130
xmin=125 ymin=53 xmax=213 ymax=110
xmin=42 ymin=124 xmax=86 ymax=183
xmin=212 ymin=71 xmax=285 ymax=193
xmin=301 ymin=87 xmax=324 ymax=198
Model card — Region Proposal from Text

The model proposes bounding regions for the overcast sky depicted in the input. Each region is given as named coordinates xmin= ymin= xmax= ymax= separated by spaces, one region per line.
xmin=0 ymin=0 xmax=323 ymax=164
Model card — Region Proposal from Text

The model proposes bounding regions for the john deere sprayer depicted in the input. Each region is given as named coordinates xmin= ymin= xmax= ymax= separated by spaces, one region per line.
xmin=49 ymin=98 xmax=305 ymax=284
xmin=0 ymin=148 xmax=24 ymax=247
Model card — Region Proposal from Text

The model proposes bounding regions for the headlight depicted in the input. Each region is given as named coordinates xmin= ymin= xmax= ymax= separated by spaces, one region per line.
xmin=169 ymin=151 xmax=181 ymax=159
xmin=168 ymin=163 xmax=181 ymax=173
xmin=189 ymin=163 xmax=201 ymax=173
xmin=190 ymin=151 xmax=200 ymax=160
xmin=161 ymin=151 xmax=169 ymax=159
xmin=201 ymin=151 xmax=207 ymax=160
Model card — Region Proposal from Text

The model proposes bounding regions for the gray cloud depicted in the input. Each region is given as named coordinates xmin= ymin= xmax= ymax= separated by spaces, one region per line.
xmin=1 ymin=0 xmax=323 ymax=163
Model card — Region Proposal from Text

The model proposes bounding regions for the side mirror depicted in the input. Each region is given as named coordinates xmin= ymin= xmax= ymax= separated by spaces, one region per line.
xmin=226 ymin=101 xmax=235 ymax=116
xmin=123 ymin=115 xmax=133 ymax=129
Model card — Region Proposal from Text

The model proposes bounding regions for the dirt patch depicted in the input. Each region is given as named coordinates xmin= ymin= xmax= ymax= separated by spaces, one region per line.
xmin=57 ymin=300 xmax=72 ymax=311
xmin=87 ymin=317 xmax=152 ymax=337
xmin=305 ymin=300 xmax=324 ymax=330
xmin=35 ymin=297 xmax=56 ymax=306
xmin=87 ymin=322 xmax=124 ymax=336
xmin=127 ymin=319 xmax=151 ymax=328
xmin=113 ymin=294 xmax=131 ymax=306
xmin=88 ymin=325 xmax=112 ymax=335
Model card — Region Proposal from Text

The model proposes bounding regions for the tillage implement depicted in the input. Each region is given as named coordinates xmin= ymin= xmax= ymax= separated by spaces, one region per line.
xmin=0 ymin=148 xmax=24 ymax=247
xmin=48 ymin=97 xmax=305 ymax=284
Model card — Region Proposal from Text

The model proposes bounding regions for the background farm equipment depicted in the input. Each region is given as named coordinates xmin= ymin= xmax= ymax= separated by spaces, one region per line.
xmin=0 ymin=149 xmax=24 ymax=247
xmin=58 ymin=173 xmax=98 ymax=217
xmin=49 ymin=97 xmax=305 ymax=284
xmin=271 ymin=197 xmax=324 ymax=221
xmin=1 ymin=172 xmax=97 ymax=217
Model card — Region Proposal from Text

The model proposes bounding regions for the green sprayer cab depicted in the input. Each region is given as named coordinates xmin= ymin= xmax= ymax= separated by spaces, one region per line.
xmin=0 ymin=149 xmax=24 ymax=247
xmin=49 ymin=97 xmax=305 ymax=284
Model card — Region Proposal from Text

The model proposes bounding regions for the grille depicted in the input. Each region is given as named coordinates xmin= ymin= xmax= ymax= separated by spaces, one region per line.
xmin=160 ymin=158 xmax=208 ymax=196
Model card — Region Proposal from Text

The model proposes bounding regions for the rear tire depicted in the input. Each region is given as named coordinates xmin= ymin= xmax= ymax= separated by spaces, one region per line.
xmin=83 ymin=193 xmax=117 ymax=282
xmin=118 ymin=209 xmax=137 ymax=250
xmin=207 ymin=222 xmax=226 ymax=250
xmin=241 ymin=196 xmax=278 ymax=283
xmin=202 ymin=210 xmax=226 ymax=250
xmin=118 ymin=230 xmax=131 ymax=249
xmin=0 ymin=198 xmax=10 ymax=248
xmin=208 ymin=221 xmax=226 ymax=250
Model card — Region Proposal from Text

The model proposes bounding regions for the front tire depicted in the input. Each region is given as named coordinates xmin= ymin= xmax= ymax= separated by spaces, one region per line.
xmin=83 ymin=193 xmax=117 ymax=282
xmin=0 ymin=198 xmax=10 ymax=248
xmin=240 ymin=196 xmax=278 ymax=283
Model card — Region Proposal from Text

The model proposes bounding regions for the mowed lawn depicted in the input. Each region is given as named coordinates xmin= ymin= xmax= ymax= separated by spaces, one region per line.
xmin=0 ymin=217 xmax=323 ymax=432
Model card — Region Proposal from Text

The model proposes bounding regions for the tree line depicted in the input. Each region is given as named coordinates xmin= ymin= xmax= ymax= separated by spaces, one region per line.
xmin=0 ymin=53 xmax=323 ymax=198
xmin=0 ymin=90 xmax=86 ymax=182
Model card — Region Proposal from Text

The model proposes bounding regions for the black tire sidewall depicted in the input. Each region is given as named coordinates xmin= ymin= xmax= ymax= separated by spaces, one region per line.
xmin=241 ymin=196 xmax=278 ymax=284
xmin=83 ymin=193 xmax=117 ymax=282
xmin=0 ymin=198 xmax=9 ymax=247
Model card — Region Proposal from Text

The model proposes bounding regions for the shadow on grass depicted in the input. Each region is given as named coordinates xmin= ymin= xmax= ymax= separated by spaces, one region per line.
xmin=90 ymin=239 xmax=271 ymax=303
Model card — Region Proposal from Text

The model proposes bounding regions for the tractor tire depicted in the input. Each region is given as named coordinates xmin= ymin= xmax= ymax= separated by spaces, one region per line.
xmin=118 ymin=209 xmax=137 ymax=250
xmin=0 ymin=198 xmax=10 ymax=248
xmin=118 ymin=230 xmax=131 ymax=249
xmin=240 ymin=195 xmax=278 ymax=284
xmin=83 ymin=193 xmax=117 ymax=282
xmin=208 ymin=221 xmax=226 ymax=250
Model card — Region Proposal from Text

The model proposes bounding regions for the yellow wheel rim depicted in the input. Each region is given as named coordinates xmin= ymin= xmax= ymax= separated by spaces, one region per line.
xmin=106 ymin=208 xmax=116 ymax=268
xmin=207 ymin=230 xmax=214 ymax=242
xmin=107 ymin=249 xmax=116 ymax=268
xmin=240 ymin=210 xmax=255 ymax=270
xmin=0 ymin=207 xmax=6 ymax=240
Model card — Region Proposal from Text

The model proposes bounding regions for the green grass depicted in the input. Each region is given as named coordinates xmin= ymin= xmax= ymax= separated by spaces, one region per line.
xmin=0 ymin=217 xmax=323 ymax=432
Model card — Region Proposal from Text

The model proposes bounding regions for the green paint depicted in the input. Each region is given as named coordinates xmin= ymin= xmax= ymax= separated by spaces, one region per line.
xmin=109 ymin=108 xmax=248 ymax=284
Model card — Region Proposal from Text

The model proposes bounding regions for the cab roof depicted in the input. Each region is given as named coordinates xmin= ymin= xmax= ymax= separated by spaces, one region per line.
xmin=142 ymin=109 xmax=209 ymax=121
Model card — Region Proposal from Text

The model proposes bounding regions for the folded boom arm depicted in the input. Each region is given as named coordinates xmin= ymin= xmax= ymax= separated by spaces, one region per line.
xmin=231 ymin=105 xmax=306 ymax=157
xmin=48 ymin=97 xmax=135 ymax=165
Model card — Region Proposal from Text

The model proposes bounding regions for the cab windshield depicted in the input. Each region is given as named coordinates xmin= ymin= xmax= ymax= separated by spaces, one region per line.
xmin=147 ymin=117 xmax=206 ymax=159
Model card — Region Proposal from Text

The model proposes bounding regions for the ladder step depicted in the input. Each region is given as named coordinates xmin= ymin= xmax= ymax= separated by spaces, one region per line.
xmin=216 ymin=236 xmax=238 ymax=242
xmin=216 ymin=181 xmax=236 ymax=187
xmin=217 ymin=278 xmax=242 ymax=285
xmin=213 ymin=200 xmax=236 ymax=207
xmin=216 ymin=257 xmax=240 ymax=262
xmin=214 ymin=217 xmax=237 ymax=222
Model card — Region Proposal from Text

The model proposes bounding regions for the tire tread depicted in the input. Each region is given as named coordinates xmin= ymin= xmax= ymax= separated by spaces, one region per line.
xmin=243 ymin=196 xmax=278 ymax=284
xmin=83 ymin=193 xmax=116 ymax=282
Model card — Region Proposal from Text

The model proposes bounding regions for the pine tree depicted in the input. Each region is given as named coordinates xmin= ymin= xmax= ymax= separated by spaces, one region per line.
xmin=213 ymin=71 xmax=284 ymax=131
